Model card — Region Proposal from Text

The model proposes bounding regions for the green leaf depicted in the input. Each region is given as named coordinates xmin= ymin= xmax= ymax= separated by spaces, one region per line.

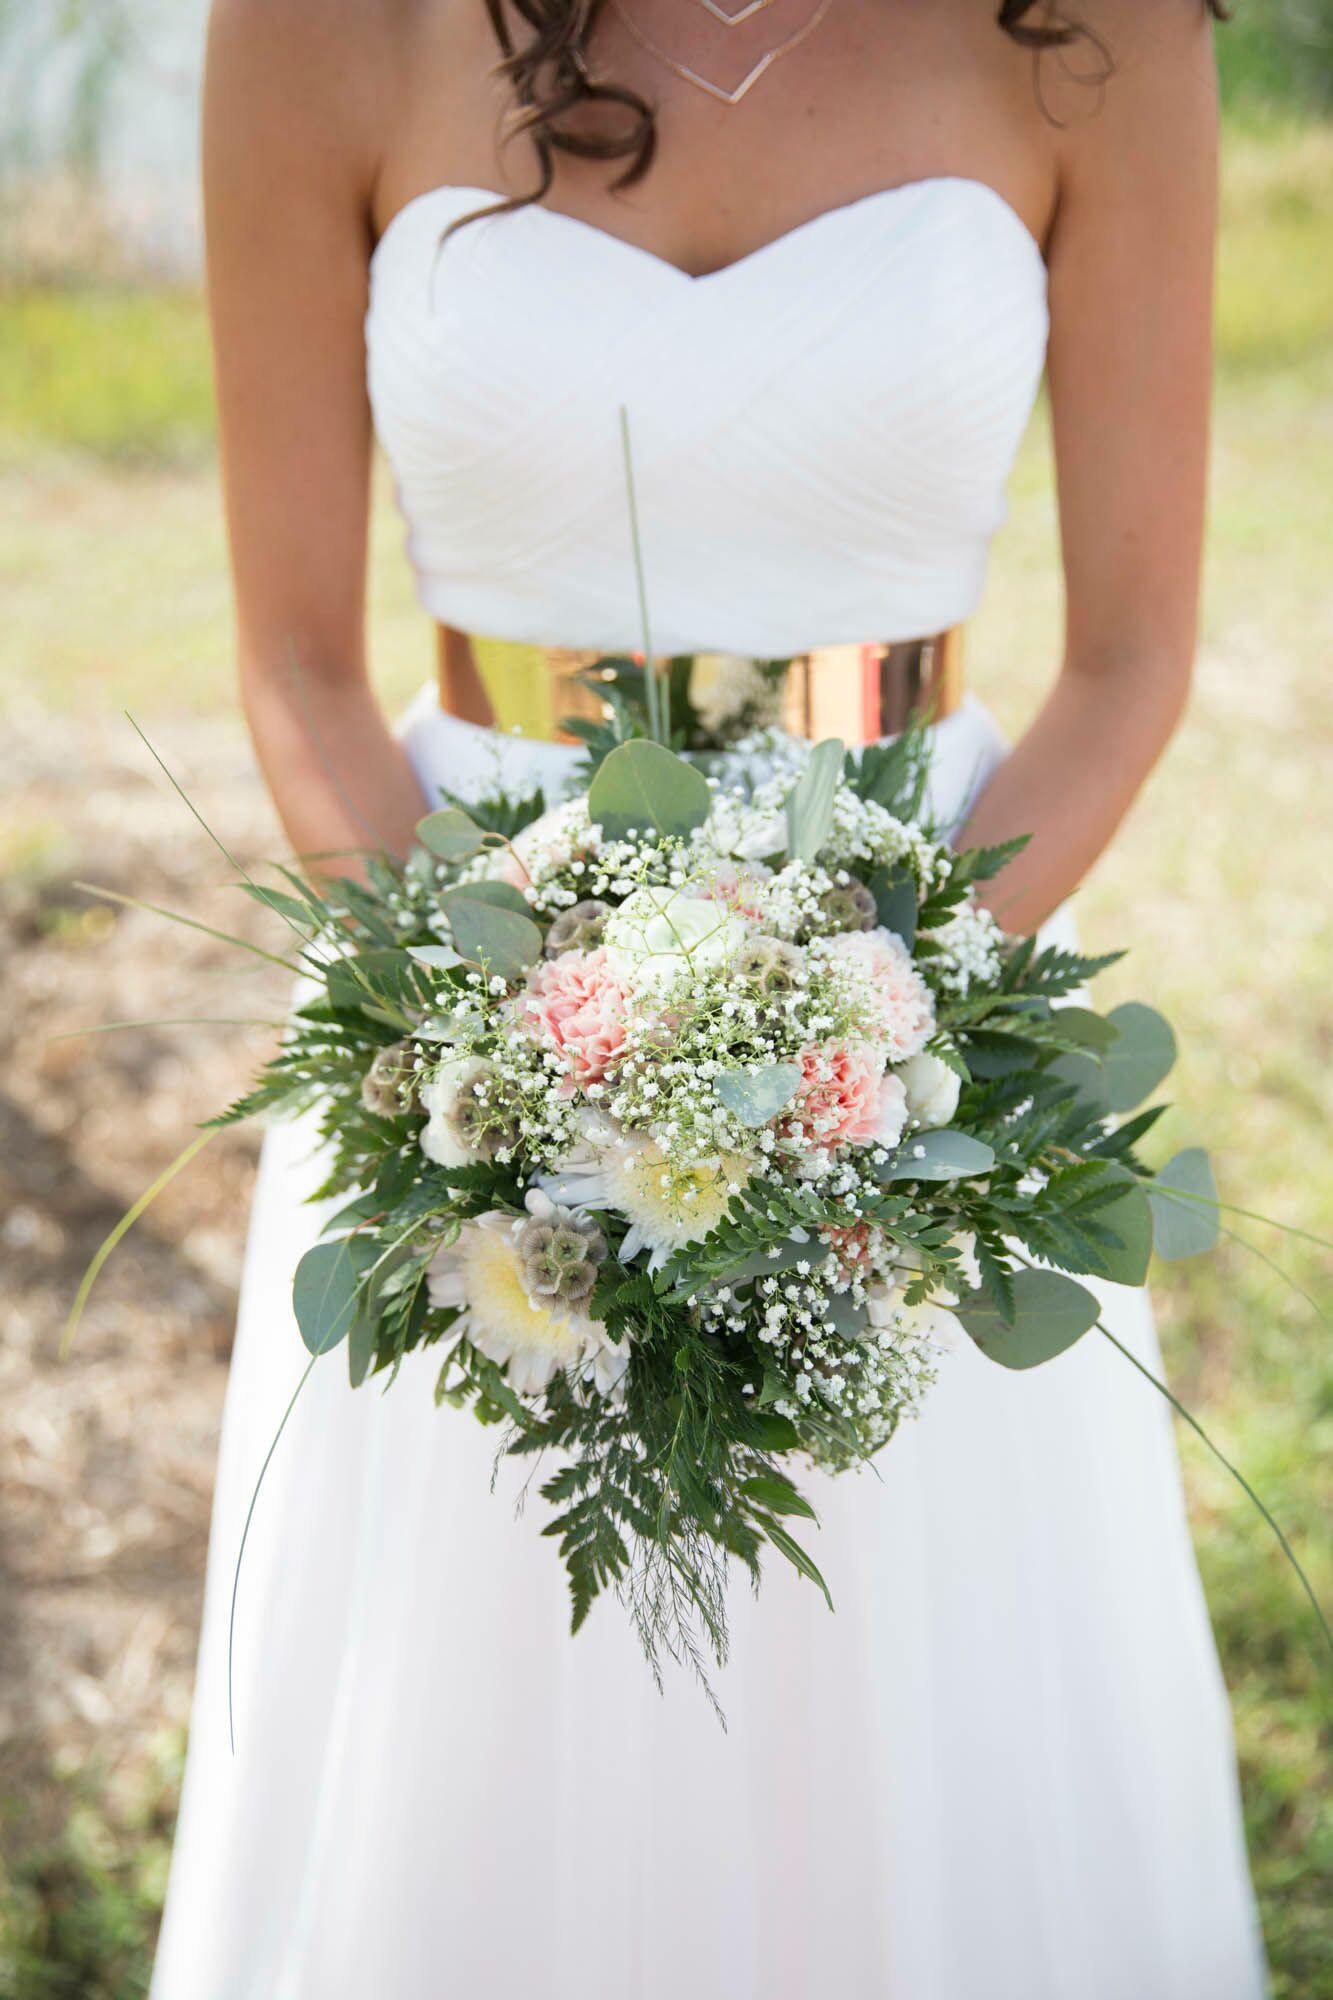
xmin=822 ymin=1292 xmax=870 ymax=1337
xmin=440 ymin=879 xmax=534 ymax=919
xmin=586 ymin=739 xmax=711 ymax=843
xmin=1102 ymin=1002 xmax=1178 ymax=1112
xmin=714 ymin=1061 xmax=802 ymax=1128
xmin=292 ymin=1236 xmax=378 ymax=1356
xmin=1046 ymin=1048 xmax=1111 ymax=1114
xmin=446 ymin=897 xmax=543 ymax=979
xmin=1149 ymin=1148 xmax=1220 ymax=1260
xmin=875 ymin=1128 xmax=996 ymax=1182
xmin=867 ymin=862 xmax=918 ymax=945
xmin=405 ymin=944 xmax=462 ymax=972
xmin=741 ymin=1474 xmax=818 ymax=1521
xmin=957 ymin=1267 xmax=1100 ymax=1370
xmin=1053 ymin=1005 xmax=1120 ymax=1054
xmin=1089 ymin=1170 xmax=1155 ymax=1286
xmin=715 ymin=1236 xmax=831 ymax=1287
xmin=347 ymin=1304 xmax=376 ymax=1387
xmin=748 ymin=1411 xmax=800 ymax=1452
xmin=963 ymin=1030 xmax=1039 ymax=1079
xmin=415 ymin=806 xmax=486 ymax=861
xmin=762 ymin=1521 xmax=834 ymax=1609
xmin=784 ymin=736 xmax=845 ymax=861
xmin=237 ymin=882 xmax=320 ymax=931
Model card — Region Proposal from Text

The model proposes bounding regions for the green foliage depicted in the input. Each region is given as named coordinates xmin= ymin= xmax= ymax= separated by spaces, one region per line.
xmin=713 ymin=1061 xmax=802 ymax=1128
xmin=0 ymin=1738 xmax=182 ymax=2000
xmin=957 ymin=1268 xmax=1102 ymax=1369
xmin=0 ymin=289 xmax=214 ymax=466
xmin=1150 ymin=1148 xmax=1223 ymax=1260
xmin=586 ymin=739 xmax=712 ymax=842
xmin=1218 ymin=2 xmax=1333 ymax=117
xmin=784 ymin=736 xmax=844 ymax=861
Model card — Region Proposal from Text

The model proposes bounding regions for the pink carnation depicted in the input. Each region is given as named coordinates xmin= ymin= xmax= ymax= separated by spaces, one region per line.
xmin=790 ymin=1040 xmax=908 ymax=1151
xmin=826 ymin=928 xmax=935 ymax=1060
xmin=516 ymin=947 xmax=632 ymax=1091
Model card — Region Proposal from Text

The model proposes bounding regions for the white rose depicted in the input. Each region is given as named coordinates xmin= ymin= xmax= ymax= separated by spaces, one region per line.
xmin=419 ymin=1053 xmax=481 ymax=1167
xmin=898 ymin=1050 xmax=961 ymax=1128
xmin=603 ymin=888 xmax=747 ymax=993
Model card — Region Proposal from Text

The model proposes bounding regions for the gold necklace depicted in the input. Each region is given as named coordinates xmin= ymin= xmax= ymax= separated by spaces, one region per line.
xmin=611 ymin=0 xmax=837 ymax=108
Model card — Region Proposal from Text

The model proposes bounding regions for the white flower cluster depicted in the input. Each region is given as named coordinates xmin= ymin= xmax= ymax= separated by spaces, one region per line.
xmin=922 ymin=901 xmax=1005 ymax=996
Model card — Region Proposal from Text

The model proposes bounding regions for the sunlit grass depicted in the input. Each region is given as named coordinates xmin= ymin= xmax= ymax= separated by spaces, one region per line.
xmin=0 ymin=287 xmax=214 ymax=468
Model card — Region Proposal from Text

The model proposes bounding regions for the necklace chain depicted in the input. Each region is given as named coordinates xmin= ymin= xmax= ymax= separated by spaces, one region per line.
xmin=610 ymin=0 xmax=837 ymax=109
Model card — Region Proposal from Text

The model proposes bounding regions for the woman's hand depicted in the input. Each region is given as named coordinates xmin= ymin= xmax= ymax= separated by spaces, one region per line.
xmin=203 ymin=0 xmax=426 ymax=873
xmin=959 ymin=1 xmax=1219 ymax=934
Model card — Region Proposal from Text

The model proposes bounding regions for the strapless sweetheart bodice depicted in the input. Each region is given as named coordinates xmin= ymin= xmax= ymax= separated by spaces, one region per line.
xmin=365 ymin=176 xmax=1049 ymax=657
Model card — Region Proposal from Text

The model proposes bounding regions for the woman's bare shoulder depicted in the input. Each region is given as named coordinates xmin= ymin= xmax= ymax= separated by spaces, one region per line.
xmin=206 ymin=0 xmax=428 ymax=143
xmin=205 ymin=0 xmax=437 ymax=207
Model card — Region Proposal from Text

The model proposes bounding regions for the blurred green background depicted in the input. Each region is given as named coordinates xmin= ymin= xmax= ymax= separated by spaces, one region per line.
xmin=1 ymin=11 xmax=1331 ymax=1998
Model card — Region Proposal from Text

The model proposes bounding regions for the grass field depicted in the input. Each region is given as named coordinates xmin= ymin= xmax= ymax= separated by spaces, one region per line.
xmin=2 ymin=115 xmax=1331 ymax=1999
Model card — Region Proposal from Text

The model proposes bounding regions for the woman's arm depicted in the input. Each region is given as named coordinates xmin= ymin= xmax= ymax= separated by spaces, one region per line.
xmin=204 ymin=0 xmax=426 ymax=870
xmin=958 ymin=2 xmax=1219 ymax=933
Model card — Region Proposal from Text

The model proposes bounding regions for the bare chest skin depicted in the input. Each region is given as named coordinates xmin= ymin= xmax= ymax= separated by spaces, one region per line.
xmin=371 ymin=0 xmax=1060 ymax=278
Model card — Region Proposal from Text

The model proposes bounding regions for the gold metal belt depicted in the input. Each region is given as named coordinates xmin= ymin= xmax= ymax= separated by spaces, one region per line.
xmin=435 ymin=624 xmax=964 ymax=745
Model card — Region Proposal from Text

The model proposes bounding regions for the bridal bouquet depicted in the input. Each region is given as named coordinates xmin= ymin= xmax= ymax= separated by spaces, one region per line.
xmin=202 ymin=714 xmax=1221 ymax=1684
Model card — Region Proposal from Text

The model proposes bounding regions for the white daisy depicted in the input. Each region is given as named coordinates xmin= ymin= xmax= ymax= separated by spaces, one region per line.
xmin=426 ymin=1200 xmax=625 ymax=1395
xmin=539 ymin=1127 xmax=753 ymax=1270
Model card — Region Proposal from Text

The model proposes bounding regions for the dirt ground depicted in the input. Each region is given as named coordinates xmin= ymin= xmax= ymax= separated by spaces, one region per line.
xmin=1 ymin=699 xmax=289 ymax=1856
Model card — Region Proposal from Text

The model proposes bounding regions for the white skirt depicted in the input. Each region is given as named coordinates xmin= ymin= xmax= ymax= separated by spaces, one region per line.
xmin=150 ymin=692 xmax=1268 ymax=2000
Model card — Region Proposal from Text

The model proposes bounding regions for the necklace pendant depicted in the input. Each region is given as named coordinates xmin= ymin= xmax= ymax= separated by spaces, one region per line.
xmin=613 ymin=0 xmax=836 ymax=108
xmin=696 ymin=0 xmax=782 ymax=24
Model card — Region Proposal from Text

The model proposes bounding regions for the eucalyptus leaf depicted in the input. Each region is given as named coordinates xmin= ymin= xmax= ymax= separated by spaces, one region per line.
xmin=958 ymin=1268 xmax=1100 ymax=1370
xmin=1103 ymin=1002 xmax=1177 ymax=1112
xmin=785 ymin=737 xmax=845 ymax=861
xmin=1149 ymin=1148 xmax=1220 ymax=1260
xmin=447 ymin=898 xmax=543 ymax=979
xmin=1052 ymin=1006 xmax=1120 ymax=1054
xmin=1047 ymin=1048 xmax=1111 ymax=1114
xmin=867 ymin=862 xmax=918 ymax=945
xmin=587 ymin=739 xmax=712 ymax=843
xmin=714 ymin=1061 xmax=802 ymax=1128
xmin=876 ymin=1128 xmax=996 ymax=1183
xmin=822 ymin=1292 xmax=871 ymax=1338
xmin=292 ymin=1235 xmax=378 ymax=1357
xmin=1088 ymin=1171 xmax=1155 ymax=1286
xmin=440 ymin=879 xmax=534 ymax=919
xmin=415 ymin=806 xmax=485 ymax=862
xmin=406 ymin=944 xmax=463 ymax=972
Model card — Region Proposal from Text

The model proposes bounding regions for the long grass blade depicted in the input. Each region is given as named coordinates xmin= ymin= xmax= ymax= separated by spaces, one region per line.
xmin=618 ymin=404 xmax=664 ymax=745
xmin=1217 ymin=1221 xmax=1332 ymax=1332
xmin=60 ymin=1129 xmax=216 ymax=1360
xmin=47 ymin=1016 xmax=282 ymax=1042
xmin=1096 ymin=1319 xmax=1333 ymax=1670
xmin=227 ymin=1354 xmax=320 ymax=1754
xmin=126 ymin=710 xmax=322 ymax=951
xmin=1157 ymin=1180 xmax=1333 ymax=1257
xmin=74 ymin=882 xmax=302 ymax=972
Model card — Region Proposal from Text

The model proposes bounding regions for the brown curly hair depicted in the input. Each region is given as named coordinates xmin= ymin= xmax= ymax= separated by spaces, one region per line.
xmin=448 ymin=1 xmax=1228 ymax=241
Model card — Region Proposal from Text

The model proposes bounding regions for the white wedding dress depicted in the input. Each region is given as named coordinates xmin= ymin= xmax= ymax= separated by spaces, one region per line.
xmin=151 ymin=178 xmax=1268 ymax=1998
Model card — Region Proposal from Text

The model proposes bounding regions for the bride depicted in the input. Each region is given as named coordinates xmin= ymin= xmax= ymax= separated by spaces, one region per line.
xmin=150 ymin=2 xmax=1268 ymax=1994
